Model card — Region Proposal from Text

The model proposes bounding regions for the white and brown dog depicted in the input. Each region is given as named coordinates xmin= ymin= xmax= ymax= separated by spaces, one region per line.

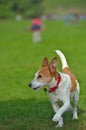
xmin=29 ymin=50 xmax=80 ymax=127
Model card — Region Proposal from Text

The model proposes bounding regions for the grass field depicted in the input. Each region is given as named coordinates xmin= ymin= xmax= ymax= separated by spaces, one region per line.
xmin=0 ymin=19 xmax=86 ymax=130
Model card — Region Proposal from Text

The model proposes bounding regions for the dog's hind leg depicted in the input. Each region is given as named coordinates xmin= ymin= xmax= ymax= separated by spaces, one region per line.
xmin=73 ymin=81 xmax=80 ymax=120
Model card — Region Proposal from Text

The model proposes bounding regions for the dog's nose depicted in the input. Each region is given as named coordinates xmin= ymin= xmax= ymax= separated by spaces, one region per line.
xmin=28 ymin=82 xmax=32 ymax=87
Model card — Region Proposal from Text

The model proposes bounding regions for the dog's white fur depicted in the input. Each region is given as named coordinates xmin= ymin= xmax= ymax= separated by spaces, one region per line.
xmin=29 ymin=50 xmax=80 ymax=127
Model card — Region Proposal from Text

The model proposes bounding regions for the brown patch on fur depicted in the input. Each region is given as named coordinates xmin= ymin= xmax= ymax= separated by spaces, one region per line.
xmin=37 ymin=65 xmax=59 ymax=84
xmin=37 ymin=66 xmax=53 ymax=83
xmin=39 ymin=67 xmax=52 ymax=77
xmin=63 ymin=67 xmax=77 ymax=92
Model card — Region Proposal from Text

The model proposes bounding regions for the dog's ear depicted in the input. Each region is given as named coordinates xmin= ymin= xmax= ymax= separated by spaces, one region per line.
xmin=49 ymin=57 xmax=58 ymax=73
xmin=42 ymin=57 xmax=48 ymax=67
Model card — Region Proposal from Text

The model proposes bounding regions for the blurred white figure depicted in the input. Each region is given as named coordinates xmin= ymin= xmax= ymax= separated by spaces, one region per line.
xmin=15 ymin=14 xmax=22 ymax=21
xmin=32 ymin=31 xmax=41 ymax=43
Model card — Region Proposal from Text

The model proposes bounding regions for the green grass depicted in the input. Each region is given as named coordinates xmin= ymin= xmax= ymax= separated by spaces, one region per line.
xmin=0 ymin=19 xmax=86 ymax=130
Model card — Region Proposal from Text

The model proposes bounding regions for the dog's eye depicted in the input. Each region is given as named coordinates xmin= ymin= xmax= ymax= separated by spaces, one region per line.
xmin=38 ymin=75 xmax=42 ymax=78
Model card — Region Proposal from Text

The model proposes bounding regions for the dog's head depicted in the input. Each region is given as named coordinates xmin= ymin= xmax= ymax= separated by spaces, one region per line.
xmin=28 ymin=57 xmax=58 ymax=90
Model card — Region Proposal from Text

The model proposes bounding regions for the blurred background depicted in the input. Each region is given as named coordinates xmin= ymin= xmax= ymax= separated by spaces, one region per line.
xmin=0 ymin=0 xmax=86 ymax=20
xmin=0 ymin=1 xmax=86 ymax=130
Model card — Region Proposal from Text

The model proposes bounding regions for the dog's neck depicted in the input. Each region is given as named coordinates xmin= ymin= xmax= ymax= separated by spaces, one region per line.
xmin=48 ymin=77 xmax=57 ymax=88
xmin=47 ymin=72 xmax=61 ymax=92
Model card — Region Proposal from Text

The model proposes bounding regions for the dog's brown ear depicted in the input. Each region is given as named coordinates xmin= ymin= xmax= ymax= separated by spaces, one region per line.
xmin=49 ymin=57 xmax=58 ymax=73
xmin=42 ymin=57 xmax=48 ymax=67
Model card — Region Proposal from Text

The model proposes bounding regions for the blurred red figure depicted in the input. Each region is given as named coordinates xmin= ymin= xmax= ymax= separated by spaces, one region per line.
xmin=30 ymin=16 xmax=43 ymax=43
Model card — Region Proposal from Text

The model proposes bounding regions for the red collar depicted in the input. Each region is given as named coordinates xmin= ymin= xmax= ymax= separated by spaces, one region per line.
xmin=49 ymin=73 xmax=61 ymax=93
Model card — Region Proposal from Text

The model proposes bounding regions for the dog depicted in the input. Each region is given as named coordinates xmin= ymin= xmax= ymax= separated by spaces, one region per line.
xmin=29 ymin=50 xmax=80 ymax=127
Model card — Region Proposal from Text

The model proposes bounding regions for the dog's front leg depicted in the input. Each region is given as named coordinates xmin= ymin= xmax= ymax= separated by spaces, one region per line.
xmin=52 ymin=102 xmax=59 ymax=113
xmin=52 ymin=101 xmax=70 ymax=125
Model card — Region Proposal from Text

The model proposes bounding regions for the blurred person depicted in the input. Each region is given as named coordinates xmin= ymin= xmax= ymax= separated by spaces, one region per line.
xmin=30 ymin=16 xmax=43 ymax=43
xmin=65 ymin=8 xmax=79 ymax=26
xmin=65 ymin=13 xmax=73 ymax=25
xmin=15 ymin=14 xmax=22 ymax=21
xmin=73 ymin=13 xmax=79 ymax=24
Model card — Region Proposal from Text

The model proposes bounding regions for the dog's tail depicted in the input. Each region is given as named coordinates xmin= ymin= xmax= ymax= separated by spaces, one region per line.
xmin=55 ymin=50 xmax=77 ymax=92
xmin=55 ymin=50 xmax=69 ymax=70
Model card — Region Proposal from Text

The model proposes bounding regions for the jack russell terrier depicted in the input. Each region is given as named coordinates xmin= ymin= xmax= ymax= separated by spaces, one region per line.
xmin=29 ymin=50 xmax=80 ymax=127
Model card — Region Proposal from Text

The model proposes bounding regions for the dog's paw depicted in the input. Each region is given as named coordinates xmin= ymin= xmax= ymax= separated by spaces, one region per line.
xmin=56 ymin=123 xmax=63 ymax=128
xmin=52 ymin=116 xmax=57 ymax=122
xmin=52 ymin=114 xmax=60 ymax=122
xmin=73 ymin=112 xmax=78 ymax=120
xmin=56 ymin=117 xmax=64 ymax=127
xmin=73 ymin=115 xmax=78 ymax=120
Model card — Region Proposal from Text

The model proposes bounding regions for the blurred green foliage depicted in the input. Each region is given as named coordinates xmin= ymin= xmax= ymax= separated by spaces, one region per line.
xmin=0 ymin=0 xmax=86 ymax=18
xmin=0 ymin=0 xmax=43 ymax=18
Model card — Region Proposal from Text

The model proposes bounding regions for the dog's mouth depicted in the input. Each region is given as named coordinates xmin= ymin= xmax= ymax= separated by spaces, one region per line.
xmin=33 ymin=86 xmax=40 ymax=90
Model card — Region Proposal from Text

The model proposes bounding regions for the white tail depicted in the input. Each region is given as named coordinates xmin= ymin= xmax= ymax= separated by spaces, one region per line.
xmin=55 ymin=50 xmax=69 ymax=69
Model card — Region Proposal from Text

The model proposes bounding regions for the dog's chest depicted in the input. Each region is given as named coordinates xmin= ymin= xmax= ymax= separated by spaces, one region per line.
xmin=49 ymin=74 xmax=71 ymax=103
xmin=49 ymin=88 xmax=65 ymax=103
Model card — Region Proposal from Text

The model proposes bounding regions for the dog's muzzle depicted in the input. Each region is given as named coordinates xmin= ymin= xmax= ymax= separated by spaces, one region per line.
xmin=28 ymin=82 xmax=41 ymax=90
